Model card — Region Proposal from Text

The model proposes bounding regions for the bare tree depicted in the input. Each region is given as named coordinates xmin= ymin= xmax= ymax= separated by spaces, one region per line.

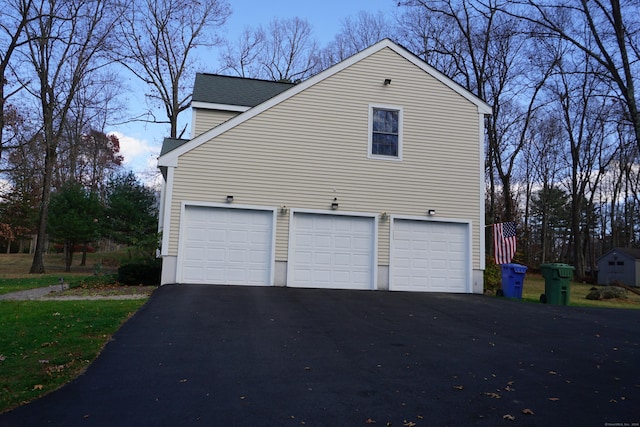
xmin=23 ymin=0 xmax=122 ymax=273
xmin=512 ymin=0 xmax=640 ymax=153
xmin=399 ymin=0 xmax=538 ymax=226
xmin=0 ymin=0 xmax=32 ymax=161
xmin=220 ymin=27 xmax=266 ymax=78
xmin=395 ymin=3 xmax=467 ymax=78
xmin=544 ymin=45 xmax=617 ymax=277
xmin=54 ymin=72 xmax=123 ymax=190
xmin=117 ymin=0 xmax=231 ymax=139
xmin=320 ymin=11 xmax=394 ymax=68
xmin=220 ymin=17 xmax=320 ymax=82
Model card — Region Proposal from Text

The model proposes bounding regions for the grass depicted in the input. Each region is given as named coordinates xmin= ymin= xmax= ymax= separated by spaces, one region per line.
xmin=0 ymin=252 xmax=151 ymax=414
xmin=521 ymin=273 xmax=640 ymax=309
xmin=0 ymin=299 xmax=146 ymax=413
xmin=0 ymin=252 xmax=121 ymax=278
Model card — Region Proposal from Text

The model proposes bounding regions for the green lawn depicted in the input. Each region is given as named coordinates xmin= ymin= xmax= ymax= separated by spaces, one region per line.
xmin=0 ymin=299 xmax=146 ymax=413
xmin=0 ymin=253 xmax=147 ymax=414
xmin=521 ymin=274 xmax=640 ymax=309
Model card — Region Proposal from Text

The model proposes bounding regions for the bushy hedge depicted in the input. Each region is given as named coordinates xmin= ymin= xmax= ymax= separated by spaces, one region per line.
xmin=484 ymin=256 xmax=502 ymax=292
xmin=117 ymin=260 xmax=161 ymax=286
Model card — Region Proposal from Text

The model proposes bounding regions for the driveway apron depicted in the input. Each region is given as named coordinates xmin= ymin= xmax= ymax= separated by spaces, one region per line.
xmin=1 ymin=284 xmax=638 ymax=426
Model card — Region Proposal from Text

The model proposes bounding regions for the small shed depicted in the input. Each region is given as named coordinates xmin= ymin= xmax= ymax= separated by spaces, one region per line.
xmin=596 ymin=247 xmax=640 ymax=287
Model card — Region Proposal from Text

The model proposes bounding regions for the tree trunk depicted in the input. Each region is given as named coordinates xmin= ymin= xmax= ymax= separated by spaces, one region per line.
xmin=81 ymin=244 xmax=87 ymax=266
xmin=29 ymin=142 xmax=56 ymax=274
xmin=64 ymin=241 xmax=73 ymax=272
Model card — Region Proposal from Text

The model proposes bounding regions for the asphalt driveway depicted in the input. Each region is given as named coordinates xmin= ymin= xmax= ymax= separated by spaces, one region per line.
xmin=1 ymin=285 xmax=638 ymax=426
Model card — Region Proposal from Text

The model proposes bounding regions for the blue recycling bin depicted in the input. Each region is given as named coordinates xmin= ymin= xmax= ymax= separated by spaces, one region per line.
xmin=499 ymin=263 xmax=528 ymax=299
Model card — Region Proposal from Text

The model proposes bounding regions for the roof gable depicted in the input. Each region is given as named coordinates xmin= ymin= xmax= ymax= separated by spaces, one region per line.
xmin=599 ymin=247 xmax=640 ymax=261
xmin=159 ymin=39 xmax=492 ymax=167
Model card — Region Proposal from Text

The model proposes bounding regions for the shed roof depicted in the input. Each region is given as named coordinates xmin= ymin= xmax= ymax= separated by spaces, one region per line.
xmin=192 ymin=74 xmax=295 ymax=108
xmin=599 ymin=247 xmax=640 ymax=261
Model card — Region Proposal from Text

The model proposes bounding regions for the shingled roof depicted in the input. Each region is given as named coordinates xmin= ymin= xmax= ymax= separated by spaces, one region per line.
xmin=192 ymin=74 xmax=296 ymax=108
xmin=160 ymin=138 xmax=189 ymax=156
xmin=605 ymin=247 xmax=640 ymax=260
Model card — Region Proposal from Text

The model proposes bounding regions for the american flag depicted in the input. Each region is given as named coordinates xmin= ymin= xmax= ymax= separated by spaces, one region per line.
xmin=493 ymin=222 xmax=517 ymax=264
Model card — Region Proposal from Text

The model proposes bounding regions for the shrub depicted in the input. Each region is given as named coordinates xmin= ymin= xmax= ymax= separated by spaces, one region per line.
xmin=586 ymin=285 xmax=628 ymax=300
xmin=484 ymin=256 xmax=501 ymax=292
xmin=117 ymin=260 xmax=161 ymax=286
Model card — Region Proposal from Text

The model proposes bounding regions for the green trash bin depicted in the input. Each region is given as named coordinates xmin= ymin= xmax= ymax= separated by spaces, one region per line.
xmin=539 ymin=263 xmax=574 ymax=305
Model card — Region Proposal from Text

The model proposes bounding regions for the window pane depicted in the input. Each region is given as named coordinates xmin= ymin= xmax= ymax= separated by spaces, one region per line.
xmin=373 ymin=109 xmax=398 ymax=133
xmin=372 ymin=133 xmax=398 ymax=156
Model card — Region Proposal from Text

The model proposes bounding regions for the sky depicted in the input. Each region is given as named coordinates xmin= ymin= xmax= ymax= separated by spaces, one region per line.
xmin=108 ymin=0 xmax=397 ymax=185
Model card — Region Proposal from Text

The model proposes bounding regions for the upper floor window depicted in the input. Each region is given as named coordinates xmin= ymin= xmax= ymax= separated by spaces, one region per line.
xmin=369 ymin=105 xmax=402 ymax=160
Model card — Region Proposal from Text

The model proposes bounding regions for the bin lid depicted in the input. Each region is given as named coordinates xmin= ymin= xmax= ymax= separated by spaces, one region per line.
xmin=540 ymin=263 xmax=575 ymax=278
xmin=540 ymin=263 xmax=575 ymax=269
xmin=501 ymin=263 xmax=528 ymax=273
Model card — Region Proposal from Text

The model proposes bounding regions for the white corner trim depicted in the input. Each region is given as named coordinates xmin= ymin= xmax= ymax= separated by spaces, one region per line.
xmin=191 ymin=101 xmax=251 ymax=112
xmin=478 ymin=113 xmax=486 ymax=270
xmin=159 ymin=166 xmax=174 ymax=257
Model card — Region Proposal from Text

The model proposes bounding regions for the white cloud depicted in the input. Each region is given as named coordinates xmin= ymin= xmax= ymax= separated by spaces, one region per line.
xmin=108 ymin=131 xmax=163 ymax=188
xmin=110 ymin=131 xmax=159 ymax=169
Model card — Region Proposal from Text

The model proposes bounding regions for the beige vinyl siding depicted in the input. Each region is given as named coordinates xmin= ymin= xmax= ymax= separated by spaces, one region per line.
xmin=168 ymin=47 xmax=482 ymax=268
xmin=192 ymin=109 xmax=239 ymax=136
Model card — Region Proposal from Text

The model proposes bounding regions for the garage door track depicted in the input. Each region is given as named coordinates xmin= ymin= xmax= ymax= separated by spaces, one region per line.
xmin=1 ymin=285 xmax=638 ymax=426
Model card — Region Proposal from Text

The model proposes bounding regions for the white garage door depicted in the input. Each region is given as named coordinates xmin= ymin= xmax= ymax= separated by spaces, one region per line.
xmin=390 ymin=219 xmax=469 ymax=293
xmin=179 ymin=206 xmax=274 ymax=285
xmin=288 ymin=213 xmax=376 ymax=290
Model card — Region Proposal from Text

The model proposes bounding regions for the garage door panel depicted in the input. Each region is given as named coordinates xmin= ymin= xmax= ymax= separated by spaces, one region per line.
xmin=391 ymin=220 xmax=469 ymax=293
xmin=179 ymin=206 xmax=273 ymax=285
xmin=289 ymin=213 xmax=375 ymax=290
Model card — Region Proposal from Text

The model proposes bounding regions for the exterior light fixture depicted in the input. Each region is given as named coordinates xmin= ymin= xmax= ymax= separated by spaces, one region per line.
xmin=428 ymin=209 xmax=436 ymax=216
xmin=331 ymin=198 xmax=339 ymax=210
xmin=380 ymin=212 xmax=389 ymax=221
xmin=384 ymin=78 xmax=392 ymax=85
xmin=279 ymin=205 xmax=289 ymax=215
xmin=226 ymin=195 xmax=234 ymax=203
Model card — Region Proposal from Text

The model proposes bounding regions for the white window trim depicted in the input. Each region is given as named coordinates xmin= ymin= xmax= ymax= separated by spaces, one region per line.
xmin=368 ymin=103 xmax=403 ymax=161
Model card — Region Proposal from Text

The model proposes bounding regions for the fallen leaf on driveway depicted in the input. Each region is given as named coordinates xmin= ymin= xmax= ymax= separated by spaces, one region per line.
xmin=484 ymin=392 xmax=501 ymax=399
xmin=365 ymin=418 xmax=376 ymax=424
xmin=503 ymin=414 xmax=515 ymax=421
xmin=521 ymin=408 xmax=534 ymax=415
xmin=403 ymin=421 xmax=416 ymax=427
xmin=549 ymin=371 xmax=557 ymax=375
xmin=453 ymin=385 xmax=464 ymax=390
xmin=548 ymin=397 xmax=560 ymax=401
